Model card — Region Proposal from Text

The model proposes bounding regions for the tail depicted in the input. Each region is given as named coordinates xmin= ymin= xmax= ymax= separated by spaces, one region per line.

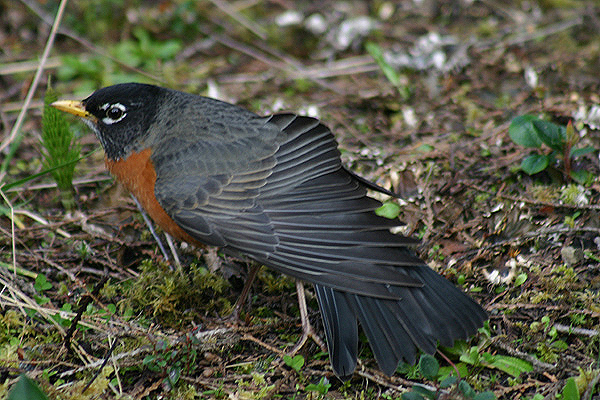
xmin=315 ymin=267 xmax=486 ymax=378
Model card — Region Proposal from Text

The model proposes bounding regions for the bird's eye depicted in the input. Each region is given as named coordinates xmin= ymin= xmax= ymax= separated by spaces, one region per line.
xmin=102 ymin=103 xmax=127 ymax=124
xmin=107 ymin=106 xmax=123 ymax=119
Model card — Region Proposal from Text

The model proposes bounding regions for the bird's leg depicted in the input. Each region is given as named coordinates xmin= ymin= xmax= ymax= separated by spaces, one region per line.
xmin=289 ymin=281 xmax=327 ymax=354
xmin=131 ymin=194 xmax=180 ymax=270
xmin=228 ymin=263 xmax=260 ymax=322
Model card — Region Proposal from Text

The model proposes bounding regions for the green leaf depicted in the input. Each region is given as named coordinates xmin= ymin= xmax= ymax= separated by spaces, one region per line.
xmin=143 ymin=355 xmax=156 ymax=366
xmin=521 ymin=154 xmax=549 ymax=174
xmin=532 ymin=119 xmax=565 ymax=152
xmin=305 ymin=377 xmax=331 ymax=395
xmin=551 ymin=340 xmax=568 ymax=350
xmin=565 ymin=119 xmax=578 ymax=146
xmin=458 ymin=380 xmax=475 ymax=397
xmin=283 ymin=354 xmax=304 ymax=372
xmin=412 ymin=385 xmax=436 ymax=399
xmin=113 ymin=41 xmax=143 ymax=67
xmin=155 ymin=41 xmax=182 ymax=60
xmin=509 ymin=115 xmax=542 ymax=148
xmin=375 ymin=202 xmax=401 ymax=219
xmin=418 ymin=354 xmax=439 ymax=379
xmin=570 ymin=169 xmax=593 ymax=185
xmin=561 ymin=377 xmax=580 ymax=400
xmin=569 ymin=146 xmax=596 ymax=158
xmin=438 ymin=362 xmax=469 ymax=382
xmin=417 ymin=144 xmax=435 ymax=152
xmin=487 ymin=355 xmax=533 ymax=377
xmin=460 ymin=346 xmax=480 ymax=365
xmin=401 ymin=392 xmax=425 ymax=400
xmin=438 ymin=363 xmax=469 ymax=382
xmin=441 ymin=340 xmax=470 ymax=357
xmin=34 ymin=295 xmax=50 ymax=306
xmin=8 ymin=374 xmax=49 ymax=400
xmin=514 ymin=273 xmax=527 ymax=287
xmin=474 ymin=392 xmax=497 ymax=400
xmin=439 ymin=376 xmax=457 ymax=388
xmin=34 ymin=274 xmax=52 ymax=292
xmin=167 ymin=366 xmax=181 ymax=385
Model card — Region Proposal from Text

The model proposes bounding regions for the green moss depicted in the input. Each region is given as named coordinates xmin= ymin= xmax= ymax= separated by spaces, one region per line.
xmin=123 ymin=259 xmax=232 ymax=328
xmin=529 ymin=185 xmax=559 ymax=203
xmin=172 ymin=383 xmax=202 ymax=400
xmin=256 ymin=267 xmax=294 ymax=294
xmin=0 ymin=310 xmax=24 ymax=341
xmin=560 ymin=184 xmax=588 ymax=205
xmin=550 ymin=264 xmax=579 ymax=290
xmin=529 ymin=291 xmax=552 ymax=304
xmin=536 ymin=342 xmax=559 ymax=363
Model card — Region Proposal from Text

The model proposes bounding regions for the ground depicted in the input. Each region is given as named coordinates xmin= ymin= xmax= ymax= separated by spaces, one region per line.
xmin=1 ymin=1 xmax=600 ymax=399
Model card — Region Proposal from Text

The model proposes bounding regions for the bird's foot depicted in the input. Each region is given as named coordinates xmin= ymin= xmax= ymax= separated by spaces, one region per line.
xmin=289 ymin=281 xmax=327 ymax=355
xmin=224 ymin=264 xmax=260 ymax=325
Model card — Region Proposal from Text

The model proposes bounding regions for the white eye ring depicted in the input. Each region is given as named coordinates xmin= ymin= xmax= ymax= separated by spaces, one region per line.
xmin=101 ymin=103 xmax=127 ymax=124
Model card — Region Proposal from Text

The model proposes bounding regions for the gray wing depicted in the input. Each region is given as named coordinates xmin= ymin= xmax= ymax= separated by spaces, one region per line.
xmin=153 ymin=107 xmax=424 ymax=295
xmin=154 ymin=107 xmax=486 ymax=378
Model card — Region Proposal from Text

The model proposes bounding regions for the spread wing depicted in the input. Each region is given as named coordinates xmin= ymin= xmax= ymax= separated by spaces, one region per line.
xmin=153 ymin=107 xmax=424 ymax=296
xmin=153 ymin=103 xmax=486 ymax=377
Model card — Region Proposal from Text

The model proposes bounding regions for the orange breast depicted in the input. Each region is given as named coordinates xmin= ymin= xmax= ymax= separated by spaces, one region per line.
xmin=105 ymin=148 xmax=201 ymax=246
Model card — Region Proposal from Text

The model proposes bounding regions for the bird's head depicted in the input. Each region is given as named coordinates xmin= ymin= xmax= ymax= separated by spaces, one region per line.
xmin=52 ymin=83 xmax=165 ymax=160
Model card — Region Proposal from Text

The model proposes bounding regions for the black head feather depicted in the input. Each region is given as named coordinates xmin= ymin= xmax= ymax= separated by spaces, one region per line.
xmin=82 ymin=83 xmax=165 ymax=160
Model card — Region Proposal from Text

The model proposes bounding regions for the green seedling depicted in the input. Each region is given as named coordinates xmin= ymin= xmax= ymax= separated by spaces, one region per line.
xmin=305 ymin=376 xmax=331 ymax=396
xmin=401 ymin=354 xmax=497 ymax=400
xmin=283 ymin=354 xmax=305 ymax=374
xmin=366 ymin=41 xmax=412 ymax=100
xmin=508 ymin=115 xmax=596 ymax=184
xmin=41 ymin=83 xmax=81 ymax=209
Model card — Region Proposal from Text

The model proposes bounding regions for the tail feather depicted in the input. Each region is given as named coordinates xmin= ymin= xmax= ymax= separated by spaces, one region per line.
xmin=313 ymin=267 xmax=486 ymax=376
xmin=314 ymin=285 xmax=358 ymax=379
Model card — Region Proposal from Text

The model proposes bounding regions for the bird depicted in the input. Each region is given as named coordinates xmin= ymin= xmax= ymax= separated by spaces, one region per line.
xmin=52 ymin=83 xmax=487 ymax=379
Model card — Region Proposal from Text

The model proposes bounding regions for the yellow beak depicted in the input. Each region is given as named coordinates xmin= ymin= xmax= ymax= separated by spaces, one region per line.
xmin=50 ymin=100 xmax=93 ymax=119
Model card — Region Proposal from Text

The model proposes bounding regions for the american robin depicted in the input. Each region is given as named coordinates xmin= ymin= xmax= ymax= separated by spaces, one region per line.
xmin=52 ymin=83 xmax=487 ymax=379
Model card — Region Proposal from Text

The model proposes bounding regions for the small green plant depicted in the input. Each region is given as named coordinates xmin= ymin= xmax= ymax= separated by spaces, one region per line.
xmin=366 ymin=41 xmax=412 ymax=100
xmin=41 ymin=83 xmax=81 ymax=209
xmin=235 ymin=373 xmax=275 ymax=399
xmin=283 ymin=354 xmax=305 ymax=374
xmin=514 ymin=273 xmax=527 ymax=287
xmin=376 ymin=201 xmax=401 ymax=219
xmin=450 ymin=326 xmax=533 ymax=379
xmin=7 ymin=374 xmax=49 ymax=400
xmin=143 ymin=334 xmax=200 ymax=391
xmin=401 ymin=355 xmax=497 ymax=400
xmin=531 ymin=315 xmax=568 ymax=363
xmin=113 ymin=27 xmax=182 ymax=71
xmin=508 ymin=115 xmax=596 ymax=184
xmin=30 ymin=274 xmax=52 ymax=315
xmin=305 ymin=376 xmax=331 ymax=396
